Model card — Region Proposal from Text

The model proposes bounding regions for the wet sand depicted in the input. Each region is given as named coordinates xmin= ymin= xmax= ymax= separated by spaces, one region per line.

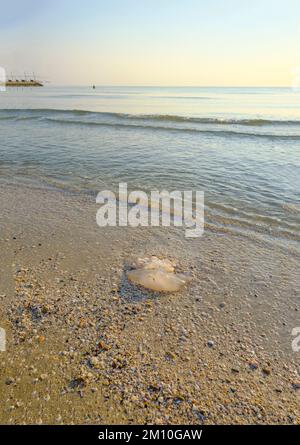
xmin=0 ymin=184 xmax=299 ymax=424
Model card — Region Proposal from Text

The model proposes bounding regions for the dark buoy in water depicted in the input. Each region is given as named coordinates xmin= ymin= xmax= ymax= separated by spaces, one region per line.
xmin=92 ymin=85 xmax=96 ymax=89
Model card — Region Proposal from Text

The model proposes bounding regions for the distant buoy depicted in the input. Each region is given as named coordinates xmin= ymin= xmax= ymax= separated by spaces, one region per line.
xmin=92 ymin=85 xmax=96 ymax=89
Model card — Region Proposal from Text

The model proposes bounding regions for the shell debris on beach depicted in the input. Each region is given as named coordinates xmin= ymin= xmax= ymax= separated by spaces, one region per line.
xmin=126 ymin=256 xmax=192 ymax=293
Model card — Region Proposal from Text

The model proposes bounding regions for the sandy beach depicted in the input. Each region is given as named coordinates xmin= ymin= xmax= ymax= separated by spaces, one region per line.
xmin=0 ymin=184 xmax=299 ymax=425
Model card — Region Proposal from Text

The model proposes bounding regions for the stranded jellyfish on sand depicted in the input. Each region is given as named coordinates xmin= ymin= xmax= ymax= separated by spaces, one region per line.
xmin=127 ymin=256 xmax=191 ymax=293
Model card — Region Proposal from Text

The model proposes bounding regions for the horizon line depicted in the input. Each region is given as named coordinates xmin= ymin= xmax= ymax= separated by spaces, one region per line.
xmin=47 ymin=84 xmax=293 ymax=88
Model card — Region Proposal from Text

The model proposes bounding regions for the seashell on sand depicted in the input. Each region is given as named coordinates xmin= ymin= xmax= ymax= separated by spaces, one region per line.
xmin=127 ymin=257 xmax=191 ymax=293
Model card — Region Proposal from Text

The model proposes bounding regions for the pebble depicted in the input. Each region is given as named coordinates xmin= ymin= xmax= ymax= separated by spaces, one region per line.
xmin=249 ymin=362 xmax=259 ymax=370
xmin=165 ymin=351 xmax=176 ymax=360
xmin=89 ymin=357 xmax=100 ymax=369
xmin=5 ymin=377 xmax=15 ymax=385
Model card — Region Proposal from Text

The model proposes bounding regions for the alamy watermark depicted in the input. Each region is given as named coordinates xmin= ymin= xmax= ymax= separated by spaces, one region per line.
xmin=291 ymin=67 xmax=300 ymax=92
xmin=291 ymin=327 xmax=300 ymax=352
xmin=0 ymin=66 xmax=6 ymax=92
xmin=96 ymin=183 xmax=204 ymax=238
xmin=0 ymin=327 xmax=6 ymax=352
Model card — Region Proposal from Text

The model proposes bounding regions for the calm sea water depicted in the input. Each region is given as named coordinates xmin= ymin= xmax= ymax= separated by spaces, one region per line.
xmin=0 ymin=86 xmax=299 ymax=246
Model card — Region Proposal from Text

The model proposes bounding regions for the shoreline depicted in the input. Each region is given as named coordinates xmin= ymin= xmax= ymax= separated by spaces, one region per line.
xmin=2 ymin=180 xmax=299 ymax=256
xmin=0 ymin=184 xmax=299 ymax=424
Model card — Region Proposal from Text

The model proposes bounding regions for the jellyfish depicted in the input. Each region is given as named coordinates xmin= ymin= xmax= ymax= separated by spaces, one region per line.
xmin=127 ymin=256 xmax=191 ymax=293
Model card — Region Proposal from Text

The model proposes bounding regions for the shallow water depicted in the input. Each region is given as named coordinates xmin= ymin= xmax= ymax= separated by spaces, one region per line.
xmin=0 ymin=86 xmax=299 ymax=247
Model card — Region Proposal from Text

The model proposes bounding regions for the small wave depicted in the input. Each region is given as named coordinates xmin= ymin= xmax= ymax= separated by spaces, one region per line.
xmin=0 ymin=115 xmax=17 ymax=120
xmin=126 ymin=114 xmax=300 ymax=126
xmin=15 ymin=115 xmax=43 ymax=121
xmin=208 ymin=202 xmax=300 ymax=231
xmin=151 ymin=96 xmax=214 ymax=100
xmin=282 ymin=203 xmax=300 ymax=214
xmin=43 ymin=117 xmax=300 ymax=140
xmin=2 ymin=108 xmax=300 ymax=126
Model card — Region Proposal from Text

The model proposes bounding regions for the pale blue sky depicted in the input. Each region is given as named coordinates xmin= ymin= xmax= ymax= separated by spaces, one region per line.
xmin=1 ymin=0 xmax=300 ymax=85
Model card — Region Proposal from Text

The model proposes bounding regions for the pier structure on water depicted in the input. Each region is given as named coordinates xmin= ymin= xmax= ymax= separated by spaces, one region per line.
xmin=4 ymin=73 xmax=44 ymax=87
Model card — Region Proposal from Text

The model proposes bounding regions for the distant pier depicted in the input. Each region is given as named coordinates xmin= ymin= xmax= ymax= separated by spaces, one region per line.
xmin=3 ymin=73 xmax=44 ymax=87
xmin=5 ymin=79 xmax=43 ymax=87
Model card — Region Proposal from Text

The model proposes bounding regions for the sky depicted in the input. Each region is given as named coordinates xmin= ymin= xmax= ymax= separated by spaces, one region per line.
xmin=0 ymin=0 xmax=300 ymax=86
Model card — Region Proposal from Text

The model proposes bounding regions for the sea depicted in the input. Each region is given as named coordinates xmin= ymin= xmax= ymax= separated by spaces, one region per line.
xmin=0 ymin=86 xmax=299 ymax=247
